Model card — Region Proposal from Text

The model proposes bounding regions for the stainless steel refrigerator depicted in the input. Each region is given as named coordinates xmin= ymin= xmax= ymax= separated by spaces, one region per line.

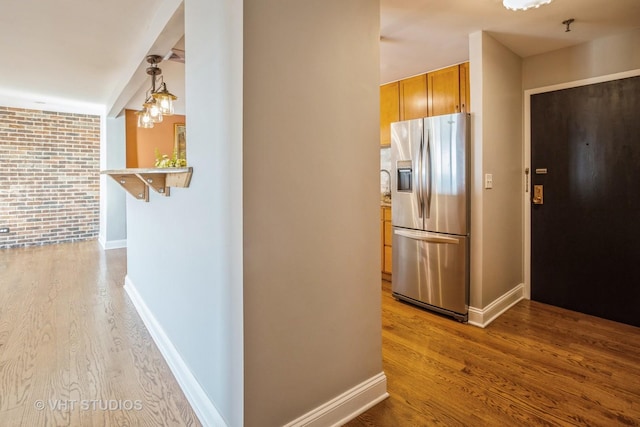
xmin=390 ymin=113 xmax=470 ymax=322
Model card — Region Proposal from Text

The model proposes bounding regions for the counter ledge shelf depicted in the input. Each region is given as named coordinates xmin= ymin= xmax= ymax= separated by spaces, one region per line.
xmin=101 ymin=167 xmax=193 ymax=202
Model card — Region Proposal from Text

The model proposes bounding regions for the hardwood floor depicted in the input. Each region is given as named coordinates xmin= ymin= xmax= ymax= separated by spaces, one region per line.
xmin=0 ymin=241 xmax=200 ymax=426
xmin=346 ymin=281 xmax=640 ymax=427
xmin=3 ymin=242 xmax=639 ymax=426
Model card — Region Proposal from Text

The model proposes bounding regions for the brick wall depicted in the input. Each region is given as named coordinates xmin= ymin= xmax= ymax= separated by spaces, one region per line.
xmin=0 ymin=107 xmax=101 ymax=249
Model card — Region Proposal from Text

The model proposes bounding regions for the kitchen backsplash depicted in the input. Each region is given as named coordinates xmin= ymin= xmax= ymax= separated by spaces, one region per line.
xmin=380 ymin=147 xmax=391 ymax=195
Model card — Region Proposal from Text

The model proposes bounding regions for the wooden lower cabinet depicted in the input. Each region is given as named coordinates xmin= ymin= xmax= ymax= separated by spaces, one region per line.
xmin=383 ymin=246 xmax=392 ymax=274
xmin=381 ymin=207 xmax=392 ymax=275
xmin=380 ymin=208 xmax=385 ymax=268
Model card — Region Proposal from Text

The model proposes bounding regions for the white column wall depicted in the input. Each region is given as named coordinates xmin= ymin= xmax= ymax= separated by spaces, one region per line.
xmin=125 ymin=0 xmax=244 ymax=425
xmin=469 ymin=32 xmax=524 ymax=309
xmin=100 ymin=115 xmax=127 ymax=248
xmin=125 ymin=1 xmax=383 ymax=425
xmin=242 ymin=1 xmax=383 ymax=425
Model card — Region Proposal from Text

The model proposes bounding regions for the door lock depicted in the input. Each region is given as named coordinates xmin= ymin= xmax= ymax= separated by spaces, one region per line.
xmin=532 ymin=185 xmax=544 ymax=205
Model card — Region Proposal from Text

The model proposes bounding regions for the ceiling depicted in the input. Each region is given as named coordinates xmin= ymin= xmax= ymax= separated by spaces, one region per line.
xmin=381 ymin=0 xmax=640 ymax=83
xmin=0 ymin=0 xmax=637 ymax=114
xmin=0 ymin=0 xmax=184 ymax=114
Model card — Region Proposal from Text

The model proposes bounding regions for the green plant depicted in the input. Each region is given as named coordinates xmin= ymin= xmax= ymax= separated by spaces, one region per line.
xmin=154 ymin=148 xmax=187 ymax=168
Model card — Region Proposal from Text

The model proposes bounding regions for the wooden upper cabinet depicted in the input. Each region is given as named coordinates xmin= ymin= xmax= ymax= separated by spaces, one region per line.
xmin=427 ymin=65 xmax=461 ymax=117
xmin=380 ymin=82 xmax=399 ymax=147
xmin=459 ymin=62 xmax=471 ymax=113
xmin=380 ymin=62 xmax=469 ymax=145
xmin=399 ymin=74 xmax=428 ymax=121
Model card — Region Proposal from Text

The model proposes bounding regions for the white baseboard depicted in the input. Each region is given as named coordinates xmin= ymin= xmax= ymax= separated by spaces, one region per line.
xmin=124 ymin=276 xmax=228 ymax=427
xmin=125 ymin=275 xmax=388 ymax=427
xmin=99 ymin=238 xmax=127 ymax=250
xmin=283 ymin=372 xmax=388 ymax=427
xmin=468 ymin=283 xmax=525 ymax=328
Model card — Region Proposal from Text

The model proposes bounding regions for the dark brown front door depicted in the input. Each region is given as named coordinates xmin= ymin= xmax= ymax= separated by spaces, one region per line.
xmin=530 ymin=76 xmax=640 ymax=327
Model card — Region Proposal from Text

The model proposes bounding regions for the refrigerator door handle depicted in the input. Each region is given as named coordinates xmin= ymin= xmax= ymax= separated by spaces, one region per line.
xmin=424 ymin=128 xmax=432 ymax=218
xmin=394 ymin=229 xmax=460 ymax=245
xmin=416 ymin=131 xmax=424 ymax=219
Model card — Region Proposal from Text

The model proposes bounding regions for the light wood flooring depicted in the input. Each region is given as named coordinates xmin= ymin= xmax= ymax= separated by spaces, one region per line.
xmin=346 ymin=281 xmax=640 ymax=426
xmin=3 ymin=241 xmax=639 ymax=427
xmin=0 ymin=241 xmax=200 ymax=426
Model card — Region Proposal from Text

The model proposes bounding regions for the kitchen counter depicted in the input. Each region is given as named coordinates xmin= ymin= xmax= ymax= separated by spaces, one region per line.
xmin=101 ymin=167 xmax=193 ymax=202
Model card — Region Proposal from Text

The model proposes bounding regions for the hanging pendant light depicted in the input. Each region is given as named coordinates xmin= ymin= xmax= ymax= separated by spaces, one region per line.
xmin=136 ymin=108 xmax=154 ymax=128
xmin=503 ymin=0 xmax=553 ymax=11
xmin=153 ymin=82 xmax=177 ymax=116
xmin=136 ymin=55 xmax=177 ymax=128
xmin=144 ymin=98 xmax=163 ymax=123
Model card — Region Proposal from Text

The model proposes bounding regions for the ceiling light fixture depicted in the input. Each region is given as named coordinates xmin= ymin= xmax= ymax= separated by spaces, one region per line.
xmin=503 ymin=0 xmax=553 ymax=11
xmin=136 ymin=55 xmax=177 ymax=128
xmin=562 ymin=18 xmax=575 ymax=32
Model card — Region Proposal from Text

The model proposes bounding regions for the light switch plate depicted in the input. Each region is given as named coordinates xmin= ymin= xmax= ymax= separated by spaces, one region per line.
xmin=484 ymin=173 xmax=493 ymax=189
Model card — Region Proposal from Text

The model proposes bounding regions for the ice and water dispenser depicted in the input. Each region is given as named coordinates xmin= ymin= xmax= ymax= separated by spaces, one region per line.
xmin=396 ymin=160 xmax=412 ymax=192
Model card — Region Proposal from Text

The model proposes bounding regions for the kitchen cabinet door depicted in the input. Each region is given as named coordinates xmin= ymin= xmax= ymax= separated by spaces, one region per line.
xmin=399 ymin=74 xmax=428 ymax=121
xmin=459 ymin=62 xmax=470 ymax=113
xmin=427 ymin=65 xmax=461 ymax=116
xmin=380 ymin=208 xmax=385 ymax=270
xmin=380 ymin=82 xmax=399 ymax=147
xmin=383 ymin=246 xmax=393 ymax=274
xmin=382 ymin=207 xmax=393 ymax=275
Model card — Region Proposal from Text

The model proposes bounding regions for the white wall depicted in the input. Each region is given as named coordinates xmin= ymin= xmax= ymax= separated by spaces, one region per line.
xmin=523 ymin=28 xmax=640 ymax=90
xmin=124 ymin=1 xmax=383 ymax=426
xmin=126 ymin=0 xmax=244 ymax=425
xmin=242 ymin=1 xmax=383 ymax=425
xmin=469 ymin=32 xmax=524 ymax=309
xmin=100 ymin=115 xmax=127 ymax=249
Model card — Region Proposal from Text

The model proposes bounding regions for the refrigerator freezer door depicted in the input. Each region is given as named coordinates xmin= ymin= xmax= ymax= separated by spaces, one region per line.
xmin=424 ymin=113 xmax=470 ymax=235
xmin=392 ymin=227 xmax=469 ymax=318
xmin=391 ymin=118 xmax=424 ymax=231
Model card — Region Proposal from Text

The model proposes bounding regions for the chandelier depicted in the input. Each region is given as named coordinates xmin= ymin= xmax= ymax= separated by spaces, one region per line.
xmin=503 ymin=0 xmax=553 ymax=11
xmin=136 ymin=55 xmax=177 ymax=128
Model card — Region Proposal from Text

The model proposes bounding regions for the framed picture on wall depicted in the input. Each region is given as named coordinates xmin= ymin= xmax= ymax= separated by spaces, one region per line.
xmin=174 ymin=123 xmax=186 ymax=162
